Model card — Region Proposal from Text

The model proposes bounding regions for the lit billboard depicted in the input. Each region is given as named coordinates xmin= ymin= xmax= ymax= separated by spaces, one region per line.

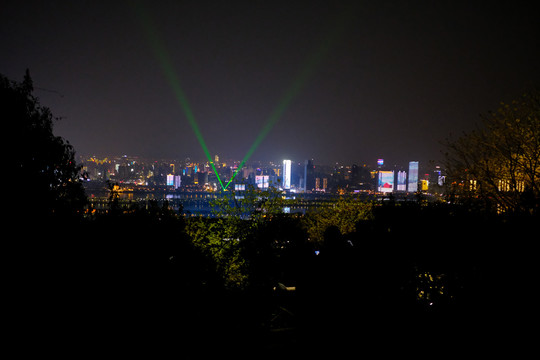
xmin=378 ymin=171 xmax=394 ymax=193
xmin=166 ymin=174 xmax=174 ymax=186
xmin=255 ymin=175 xmax=269 ymax=189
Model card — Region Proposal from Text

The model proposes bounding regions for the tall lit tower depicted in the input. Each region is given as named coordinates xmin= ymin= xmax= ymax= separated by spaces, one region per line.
xmin=283 ymin=160 xmax=291 ymax=190
xmin=408 ymin=161 xmax=419 ymax=192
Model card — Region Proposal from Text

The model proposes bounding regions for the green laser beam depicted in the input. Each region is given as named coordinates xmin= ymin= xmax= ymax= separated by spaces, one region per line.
xmin=224 ymin=14 xmax=351 ymax=189
xmin=132 ymin=2 xmax=226 ymax=190
xmin=133 ymin=1 xmax=352 ymax=191
xmin=225 ymin=55 xmax=322 ymax=189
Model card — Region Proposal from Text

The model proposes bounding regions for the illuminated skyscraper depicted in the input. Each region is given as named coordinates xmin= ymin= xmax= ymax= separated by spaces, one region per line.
xmin=408 ymin=161 xmax=419 ymax=192
xmin=283 ymin=160 xmax=291 ymax=190
xmin=397 ymin=170 xmax=407 ymax=191
xmin=174 ymin=175 xmax=181 ymax=189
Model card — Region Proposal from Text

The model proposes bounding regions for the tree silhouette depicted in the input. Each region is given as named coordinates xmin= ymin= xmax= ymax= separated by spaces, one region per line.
xmin=302 ymin=195 xmax=373 ymax=244
xmin=185 ymin=186 xmax=304 ymax=289
xmin=2 ymin=70 xmax=87 ymax=217
xmin=444 ymin=91 xmax=540 ymax=215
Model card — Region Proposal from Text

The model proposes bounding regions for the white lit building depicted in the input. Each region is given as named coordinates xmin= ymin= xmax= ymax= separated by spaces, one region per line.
xmin=283 ymin=160 xmax=291 ymax=190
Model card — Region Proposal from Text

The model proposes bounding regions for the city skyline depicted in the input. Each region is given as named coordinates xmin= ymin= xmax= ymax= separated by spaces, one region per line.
xmin=78 ymin=152 xmax=426 ymax=172
xmin=79 ymin=152 xmax=443 ymax=197
xmin=2 ymin=1 xmax=539 ymax=167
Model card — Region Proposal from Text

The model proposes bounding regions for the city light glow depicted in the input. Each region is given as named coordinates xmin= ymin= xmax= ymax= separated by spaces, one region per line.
xmin=134 ymin=3 xmax=227 ymax=190
xmin=135 ymin=1 xmax=347 ymax=191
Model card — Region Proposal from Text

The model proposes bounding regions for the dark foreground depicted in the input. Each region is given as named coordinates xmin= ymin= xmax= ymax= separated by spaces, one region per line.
xmin=8 ymin=210 xmax=537 ymax=357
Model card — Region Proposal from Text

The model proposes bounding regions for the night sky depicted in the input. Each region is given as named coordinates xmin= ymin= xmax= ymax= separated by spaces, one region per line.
xmin=2 ymin=1 xmax=539 ymax=166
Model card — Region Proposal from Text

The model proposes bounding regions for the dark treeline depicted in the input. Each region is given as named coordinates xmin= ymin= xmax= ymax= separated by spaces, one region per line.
xmin=14 ymin=200 xmax=536 ymax=355
xmin=5 ymin=71 xmax=537 ymax=355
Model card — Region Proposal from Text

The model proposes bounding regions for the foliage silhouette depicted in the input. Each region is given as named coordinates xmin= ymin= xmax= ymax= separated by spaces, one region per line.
xmin=185 ymin=185 xmax=303 ymax=289
xmin=302 ymin=195 xmax=373 ymax=244
xmin=444 ymin=90 xmax=540 ymax=215
xmin=2 ymin=70 xmax=87 ymax=218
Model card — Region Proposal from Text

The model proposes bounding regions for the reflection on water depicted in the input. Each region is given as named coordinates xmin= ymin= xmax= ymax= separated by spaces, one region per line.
xmin=86 ymin=190 xmax=322 ymax=217
xmin=85 ymin=188 xmax=370 ymax=217
xmin=86 ymin=190 xmax=221 ymax=216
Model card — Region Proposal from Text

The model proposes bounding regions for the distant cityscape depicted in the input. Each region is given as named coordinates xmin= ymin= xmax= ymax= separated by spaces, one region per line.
xmin=80 ymin=154 xmax=446 ymax=197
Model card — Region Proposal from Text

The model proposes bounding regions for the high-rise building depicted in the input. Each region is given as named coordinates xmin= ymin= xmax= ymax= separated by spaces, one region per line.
xmin=408 ymin=161 xmax=419 ymax=192
xmin=174 ymin=175 xmax=182 ymax=189
xmin=397 ymin=171 xmax=407 ymax=191
xmin=304 ymin=159 xmax=315 ymax=192
xmin=283 ymin=160 xmax=291 ymax=190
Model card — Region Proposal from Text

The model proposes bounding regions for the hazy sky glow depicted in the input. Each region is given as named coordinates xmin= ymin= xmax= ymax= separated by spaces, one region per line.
xmin=2 ymin=1 xmax=539 ymax=166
